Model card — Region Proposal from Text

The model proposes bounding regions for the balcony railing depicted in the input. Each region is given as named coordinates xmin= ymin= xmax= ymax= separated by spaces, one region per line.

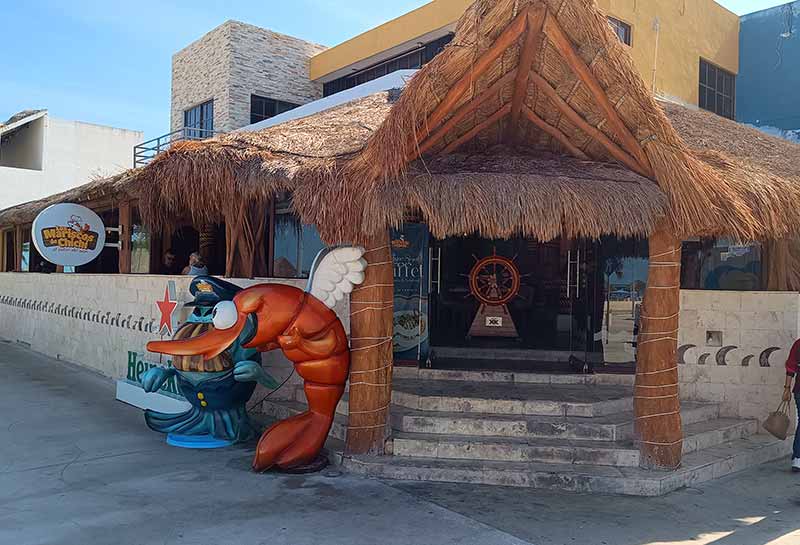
xmin=133 ymin=127 xmax=220 ymax=168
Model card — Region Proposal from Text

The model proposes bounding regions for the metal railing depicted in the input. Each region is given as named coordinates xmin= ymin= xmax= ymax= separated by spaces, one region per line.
xmin=133 ymin=127 xmax=220 ymax=168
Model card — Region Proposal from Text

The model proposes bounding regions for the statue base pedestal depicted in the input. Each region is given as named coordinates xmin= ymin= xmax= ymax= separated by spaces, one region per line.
xmin=166 ymin=433 xmax=233 ymax=449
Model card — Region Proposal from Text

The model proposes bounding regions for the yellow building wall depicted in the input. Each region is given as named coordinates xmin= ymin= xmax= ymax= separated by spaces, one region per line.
xmin=597 ymin=0 xmax=739 ymax=105
xmin=310 ymin=0 xmax=740 ymax=107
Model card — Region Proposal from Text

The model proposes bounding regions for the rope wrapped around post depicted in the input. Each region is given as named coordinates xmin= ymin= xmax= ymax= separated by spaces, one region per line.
xmin=635 ymin=226 xmax=683 ymax=469
xmin=345 ymin=233 xmax=395 ymax=455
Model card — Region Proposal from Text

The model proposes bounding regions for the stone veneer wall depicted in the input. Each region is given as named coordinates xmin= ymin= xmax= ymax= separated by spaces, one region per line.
xmin=678 ymin=290 xmax=799 ymax=424
xmin=171 ymin=20 xmax=326 ymax=133
xmin=0 ymin=273 xmax=350 ymax=403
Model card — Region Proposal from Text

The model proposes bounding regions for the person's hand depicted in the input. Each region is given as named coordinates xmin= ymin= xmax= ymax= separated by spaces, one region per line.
xmin=783 ymin=385 xmax=792 ymax=402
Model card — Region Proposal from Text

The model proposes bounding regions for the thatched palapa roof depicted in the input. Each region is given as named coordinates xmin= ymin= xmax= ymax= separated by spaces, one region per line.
xmin=4 ymin=0 xmax=800 ymax=248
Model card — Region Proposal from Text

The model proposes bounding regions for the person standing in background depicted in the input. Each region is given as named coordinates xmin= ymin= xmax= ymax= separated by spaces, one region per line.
xmin=161 ymin=249 xmax=180 ymax=275
xmin=182 ymin=252 xmax=209 ymax=276
xmin=783 ymin=340 xmax=800 ymax=472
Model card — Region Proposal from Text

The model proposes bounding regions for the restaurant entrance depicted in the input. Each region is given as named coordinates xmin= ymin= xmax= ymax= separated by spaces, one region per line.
xmin=428 ymin=235 xmax=648 ymax=372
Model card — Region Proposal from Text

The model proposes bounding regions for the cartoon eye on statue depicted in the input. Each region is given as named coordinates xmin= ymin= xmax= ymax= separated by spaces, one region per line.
xmin=144 ymin=246 xmax=367 ymax=472
xmin=140 ymin=275 xmax=277 ymax=448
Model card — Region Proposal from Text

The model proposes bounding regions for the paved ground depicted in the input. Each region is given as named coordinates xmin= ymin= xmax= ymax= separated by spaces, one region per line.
xmin=2 ymin=341 xmax=799 ymax=545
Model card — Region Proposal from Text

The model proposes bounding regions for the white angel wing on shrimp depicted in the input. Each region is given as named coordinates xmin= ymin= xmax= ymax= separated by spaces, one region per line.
xmin=306 ymin=246 xmax=367 ymax=309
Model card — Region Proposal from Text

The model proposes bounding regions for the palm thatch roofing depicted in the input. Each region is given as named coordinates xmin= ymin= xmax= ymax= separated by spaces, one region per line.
xmin=3 ymin=0 xmax=800 ymax=247
xmin=0 ymin=170 xmax=138 ymax=226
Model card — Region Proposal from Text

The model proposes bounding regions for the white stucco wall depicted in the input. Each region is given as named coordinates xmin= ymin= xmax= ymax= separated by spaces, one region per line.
xmin=0 ymin=115 xmax=143 ymax=210
xmin=678 ymin=290 xmax=799 ymax=424
xmin=0 ymin=273 xmax=351 ymax=405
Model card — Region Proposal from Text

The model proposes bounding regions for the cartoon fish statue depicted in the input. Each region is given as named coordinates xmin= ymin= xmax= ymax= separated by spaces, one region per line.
xmin=140 ymin=276 xmax=278 ymax=447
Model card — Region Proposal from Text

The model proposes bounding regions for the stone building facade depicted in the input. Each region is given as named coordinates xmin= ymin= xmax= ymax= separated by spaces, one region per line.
xmin=171 ymin=20 xmax=327 ymax=133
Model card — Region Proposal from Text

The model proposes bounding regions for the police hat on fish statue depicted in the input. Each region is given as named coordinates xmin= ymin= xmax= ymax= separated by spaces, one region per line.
xmin=185 ymin=276 xmax=242 ymax=308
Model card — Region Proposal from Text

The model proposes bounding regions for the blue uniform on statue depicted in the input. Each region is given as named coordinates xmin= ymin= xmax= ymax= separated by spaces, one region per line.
xmin=141 ymin=276 xmax=277 ymax=446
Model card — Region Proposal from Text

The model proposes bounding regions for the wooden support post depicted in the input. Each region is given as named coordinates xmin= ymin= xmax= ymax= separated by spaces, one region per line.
xmin=118 ymin=200 xmax=132 ymax=274
xmin=14 ymin=225 xmax=24 ymax=272
xmin=346 ymin=231 xmax=394 ymax=455
xmin=635 ymin=227 xmax=683 ymax=470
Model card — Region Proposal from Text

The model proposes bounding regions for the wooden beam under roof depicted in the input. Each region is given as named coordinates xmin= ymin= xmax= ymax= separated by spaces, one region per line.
xmin=411 ymin=8 xmax=528 ymax=154
xmin=441 ymin=104 xmax=512 ymax=155
xmin=507 ymin=6 xmax=547 ymax=143
xmin=530 ymin=72 xmax=649 ymax=178
xmin=411 ymin=71 xmax=516 ymax=160
xmin=543 ymin=12 xmax=653 ymax=178
xmin=522 ymin=106 xmax=589 ymax=160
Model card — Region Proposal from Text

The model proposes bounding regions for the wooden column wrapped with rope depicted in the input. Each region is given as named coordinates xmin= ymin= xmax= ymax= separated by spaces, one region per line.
xmin=346 ymin=231 xmax=394 ymax=455
xmin=635 ymin=226 xmax=683 ymax=469
xmin=223 ymin=200 xmax=268 ymax=278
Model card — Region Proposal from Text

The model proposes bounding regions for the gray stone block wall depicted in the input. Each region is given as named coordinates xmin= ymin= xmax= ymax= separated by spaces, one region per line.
xmin=171 ymin=23 xmax=232 ymax=133
xmin=171 ymin=20 xmax=326 ymax=134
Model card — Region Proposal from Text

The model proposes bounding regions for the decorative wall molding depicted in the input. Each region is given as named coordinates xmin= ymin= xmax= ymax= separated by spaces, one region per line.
xmin=0 ymin=294 xmax=158 ymax=333
xmin=678 ymin=343 xmax=782 ymax=368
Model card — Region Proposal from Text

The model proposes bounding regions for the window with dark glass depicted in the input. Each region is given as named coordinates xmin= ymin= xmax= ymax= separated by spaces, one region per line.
xmin=323 ymin=34 xmax=454 ymax=97
xmin=183 ymin=100 xmax=214 ymax=138
xmin=607 ymin=16 xmax=632 ymax=46
xmin=250 ymin=95 xmax=300 ymax=125
xmin=680 ymin=239 xmax=762 ymax=290
xmin=272 ymin=196 xmax=325 ymax=279
xmin=699 ymin=59 xmax=736 ymax=120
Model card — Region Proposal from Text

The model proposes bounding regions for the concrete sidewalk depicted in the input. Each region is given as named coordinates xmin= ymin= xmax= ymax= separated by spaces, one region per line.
xmin=2 ymin=341 xmax=800 ymax=545
xmin=0 ymin=341 xmax=528 ymax=545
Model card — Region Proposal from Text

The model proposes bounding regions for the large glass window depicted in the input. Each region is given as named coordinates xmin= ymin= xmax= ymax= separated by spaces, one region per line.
xmin=323 ymin=34 xmax=453 ymax=97
xmin=250 ymin=95 xmax=300 ymax=124
xmin=681 ymin=239 xmax=762 ymax=290
xmin=272 ymin=197 xmax=325 ymax=279
xmin=183 ymin=100 xmax=214 ymax=139
xmin=699 ymin=59 xmax=736 ymax=120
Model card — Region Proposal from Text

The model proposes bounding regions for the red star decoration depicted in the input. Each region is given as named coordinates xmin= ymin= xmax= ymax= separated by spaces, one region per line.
xmin=156 ymin=286 xmax=178 ymax=336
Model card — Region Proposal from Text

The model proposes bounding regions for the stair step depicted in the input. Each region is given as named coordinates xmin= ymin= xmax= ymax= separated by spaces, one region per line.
xmin=391 ymin=379 xmax=633 ymax=417
xmin=260 ymin=399 xmax=349 ymax=442
xmin=682 ymin=418 xmax=758 ymax=455
xmin=392 ymin=432 xmax=640 ymax=466
xmin=390 ymin=417 xmax=758 ymax=466
xmin=393 ymin=366 xmax=635 ymax=386
xmin=391 ymin=401 xmax=718 ymax=441
xmin=344 ymin=434 xmax=793 ymax=496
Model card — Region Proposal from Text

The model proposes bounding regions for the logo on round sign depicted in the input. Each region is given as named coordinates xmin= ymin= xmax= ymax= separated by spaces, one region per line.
xmin=32 ymin=203 xmax=106 ymax=267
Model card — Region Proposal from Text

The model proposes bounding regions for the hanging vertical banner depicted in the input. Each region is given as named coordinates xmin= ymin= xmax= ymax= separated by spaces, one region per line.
xmin=390 ymin=223 xmax=429 ymax=363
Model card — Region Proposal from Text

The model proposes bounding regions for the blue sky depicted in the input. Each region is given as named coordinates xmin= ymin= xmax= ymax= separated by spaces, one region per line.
xmin=0 ymin=0 xmax=789 ymax=142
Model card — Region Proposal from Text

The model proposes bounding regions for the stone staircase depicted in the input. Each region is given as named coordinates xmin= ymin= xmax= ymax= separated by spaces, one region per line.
xmin=260 ymin=367 xmax=792 ymax=496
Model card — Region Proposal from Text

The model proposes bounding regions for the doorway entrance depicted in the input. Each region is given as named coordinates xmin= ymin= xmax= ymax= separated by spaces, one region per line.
xmin=428 ymin=235 xmax=647 ymax=372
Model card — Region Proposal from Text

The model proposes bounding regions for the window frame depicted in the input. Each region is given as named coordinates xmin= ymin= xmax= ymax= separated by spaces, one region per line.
xmin=607 ymin=16 xmax=632 ymax=46
xmin=250 ymin=95 xmax=300 ymax=125
xmin=698 ymin=58 xmax=736 ymax=120
xmin=323 ymin=34 xmax=454 ymax=97
xmin=183 ymin=100 xmax=214 ymax=138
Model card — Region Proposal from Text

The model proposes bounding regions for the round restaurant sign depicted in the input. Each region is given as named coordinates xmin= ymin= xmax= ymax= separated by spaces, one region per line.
xmin=32 ymin=203 xmax=106 ymax=267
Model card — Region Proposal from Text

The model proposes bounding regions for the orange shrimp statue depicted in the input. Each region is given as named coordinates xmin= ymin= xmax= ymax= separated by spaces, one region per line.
xmin=147 ymin=247 xmax=366 ymax=471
